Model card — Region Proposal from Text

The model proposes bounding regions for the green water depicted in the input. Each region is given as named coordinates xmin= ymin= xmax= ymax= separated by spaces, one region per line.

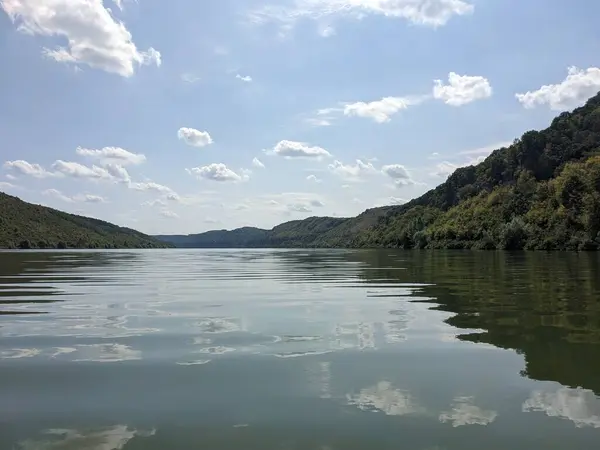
xmin=0 ymin=249 xmax=599 ymax=449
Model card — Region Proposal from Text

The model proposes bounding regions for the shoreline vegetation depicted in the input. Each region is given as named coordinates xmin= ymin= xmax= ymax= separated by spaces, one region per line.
xmin=3 ymin=93 xmax=600 ymax=251
xmin=157 ymin=92 xmax=600 ymax=251
xmin=0 ymin=192 xmax=171 ymax=249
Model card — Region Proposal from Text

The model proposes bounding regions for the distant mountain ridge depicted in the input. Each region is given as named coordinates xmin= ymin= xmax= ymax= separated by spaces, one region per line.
xmin=0 ymin=192 xmax=171 ymax=249
xmin=157 ymin=91 xmax=600 ymax=251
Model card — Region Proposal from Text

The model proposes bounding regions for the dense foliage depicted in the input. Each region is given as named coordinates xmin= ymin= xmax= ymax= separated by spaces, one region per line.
xmin=0 ymin=192 xmax=172 ymax=249
xmin=158 ymin=92 xmax=600 ymax=250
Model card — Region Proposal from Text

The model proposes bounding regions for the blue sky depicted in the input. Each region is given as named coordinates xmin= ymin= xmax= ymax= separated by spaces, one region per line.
xmin=1 ymin=0 xmax=600 ymax=235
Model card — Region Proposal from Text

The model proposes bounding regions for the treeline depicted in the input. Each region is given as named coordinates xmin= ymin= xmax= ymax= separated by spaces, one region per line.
xmin=0 ymin=192 xmax=171 ymax=249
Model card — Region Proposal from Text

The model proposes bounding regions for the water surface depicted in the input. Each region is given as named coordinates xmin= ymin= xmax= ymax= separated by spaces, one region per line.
xmin=1 ymin=249 xmax=599 ymax=449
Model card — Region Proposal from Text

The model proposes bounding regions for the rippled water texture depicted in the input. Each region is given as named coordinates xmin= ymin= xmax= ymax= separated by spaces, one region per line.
xmin=1 ymin=249 xmax=599 ymax=449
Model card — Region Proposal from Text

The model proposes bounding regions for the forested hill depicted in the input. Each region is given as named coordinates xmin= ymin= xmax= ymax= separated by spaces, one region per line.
xmin=0 ymin=192 xmax=172 ymax=249
xmin=157 ymin=91 xmax=600 ymax=251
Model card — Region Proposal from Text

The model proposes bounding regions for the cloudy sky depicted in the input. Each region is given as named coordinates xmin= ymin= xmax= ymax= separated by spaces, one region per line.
xmin=1 ymin=0 xmax=599 ymax=235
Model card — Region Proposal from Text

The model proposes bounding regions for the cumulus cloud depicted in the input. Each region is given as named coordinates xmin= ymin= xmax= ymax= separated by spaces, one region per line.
xmin=3 ymin=160 xmax=56 ymax=178
xmin=250 ymin=0 xmax=474 ymax=30
xmin=382 ymin=164 xmax=415 ymax=186
xmin=268 ymin=140 xmax=332 ymax=159
xmin=516 ymin=66 xmax=600 ymax=111
xmin=82 ymin=194 xmax=106 ymax=203
xmin=104 ymin=163 xmax=131 ymax=183
xmin=264 ymin=192 xmax=326 ymax=214
xmin=1 ymin=0 xmax=161 ymax=77
xmin=236 ymin=74 xmax=252 ymax=82
xmin=252 ymin=157 xmax=265 ymax=168
xmin=178 ymin=127 xmax=214 ymax=147
xmin=51 ymin=160 xmax=113 ymax=180
xmin=187 ymin=163 xmax=246 ymax=182
xmin=129 ymin=181 xmax=174 ymax=193
xmin=344 ymin=96 xmax=422 ymax=123
xmin=5 ymin=158 xmax=132 ymax=184
xmin=328 ymin=159 xmax=377 ymax=180
xmin=433 ymin=72 xmax=492 ymax=106
xmin=75 ymin=146 xmax=146 ymax=165
xmin=306 ymin=174 xmax=322 ymax=183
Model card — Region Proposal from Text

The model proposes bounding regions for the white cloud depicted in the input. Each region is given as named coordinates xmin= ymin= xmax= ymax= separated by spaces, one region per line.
xmin=433 ymin=72 xmax=492 ymax=106
xmin=268 ymin=140 xmax=332 ymax=159
xmin=319 ymin=25 xmax=336 ymax=37
xmin=516 ymin=66 xmax=600 ymax=111
xmin=166 ymin=192 xmax=181 ymax=202
xmin=382 ymin=164 xmax=415 ymax=186
xmin=82 ymin=194 xmax=106 ymax=203
xmin=177 ymin=127 xmax=214 ymax=147
xmin=187 ymin=163 xmax=246 ymax=182
xmin=236 ymin=74 xmax=253 ymax=82
xmin=252 ymin=157 xmax=265 ymax=168
xmin=75 ymin=146 xmax=146 ymax=165
xmin=432 ymin=161 xmax=459 ymax=177
xmin=263 ymin=192 xmax=326 ymax=215
xmin=129 ymin=181 xmax=174 ymax=193
xmin=3 ymin=160 xmax=55 ymax=178
xmin=343 ymin=96 xmax=422 ymax=123
xmin=250 ymin=0 xmax=474 ymax=30
xmin=347 ymin=381 xmax=423 ymax=416
xmin=160 ymin=210 xmax=179 ymax=219
xmin=439 ymin=396 xmax=497 ymax=427
xmin=287 ymin=203 xmax=312 ymax=213
xmin=51 ymin=160 xmax=112 ymax=180
xmin=42 ymin=188 xmax=73 ymax=202
xmin=1 ymin=0 xmax=161 ymax=77
xmin=523 ymin=388 xmax=600 ymax=428
xmin=306 ymin=174 xmax=322 ymax=183
xmin=43 ymin=188 xmax=106 ymax=203
xmin=104 ymin=163 xmax=131 ymax=183
xmin=328 ymin=159 xmax=377 ymax=180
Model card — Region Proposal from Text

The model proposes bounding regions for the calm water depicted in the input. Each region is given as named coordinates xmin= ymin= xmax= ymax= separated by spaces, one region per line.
xmin=1 ymin=250 xmax=599 ymax=449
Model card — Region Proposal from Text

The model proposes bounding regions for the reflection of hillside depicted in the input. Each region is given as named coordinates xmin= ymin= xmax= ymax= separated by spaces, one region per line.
xmin=352 ymin=250 xmax=600 ymax=394
xmin=0 ymin=251 xmax=141 ymax=315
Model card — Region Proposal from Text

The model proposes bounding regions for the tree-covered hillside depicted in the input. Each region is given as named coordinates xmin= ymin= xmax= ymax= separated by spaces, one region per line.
xmin=0 ymin=192 xmax=172 ymax=249
xmin=157 ymin=92 xmax=600 ymax=250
